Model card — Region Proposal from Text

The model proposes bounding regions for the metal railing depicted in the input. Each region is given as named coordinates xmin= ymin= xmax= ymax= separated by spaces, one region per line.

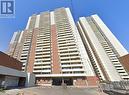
xmin=100 ymin=81 xmax=129 ymax=95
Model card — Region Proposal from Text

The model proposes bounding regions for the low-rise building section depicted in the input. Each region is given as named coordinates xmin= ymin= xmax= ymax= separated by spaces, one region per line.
xmin=0 ymin=51 xmax=35 ymax=88
xmin=119 ymin=54 xmax=129 ymax=73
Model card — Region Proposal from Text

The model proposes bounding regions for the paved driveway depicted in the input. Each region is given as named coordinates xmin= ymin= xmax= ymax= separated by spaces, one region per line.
xmin=2 ymin=86 xmax=108 ymax=95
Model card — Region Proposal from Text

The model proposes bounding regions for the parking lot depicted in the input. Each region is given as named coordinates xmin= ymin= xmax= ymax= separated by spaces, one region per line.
xmin=0 ymin=86 xmax=108 ymax=95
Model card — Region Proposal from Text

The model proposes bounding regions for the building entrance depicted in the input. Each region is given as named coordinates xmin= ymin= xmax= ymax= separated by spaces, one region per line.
xmin=52 ymin=78 xmax=73 ymax=86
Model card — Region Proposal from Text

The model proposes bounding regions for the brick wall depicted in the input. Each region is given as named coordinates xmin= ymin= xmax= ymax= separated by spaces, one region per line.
xmin=0 ymin=51 xmax=22 ymax=70
xmin=119 ymin=54 xmax=129 ymax=73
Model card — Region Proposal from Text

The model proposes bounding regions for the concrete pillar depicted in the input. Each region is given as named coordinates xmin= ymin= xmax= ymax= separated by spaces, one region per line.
xmin=25 ymin=73 xmax=35 ymax=87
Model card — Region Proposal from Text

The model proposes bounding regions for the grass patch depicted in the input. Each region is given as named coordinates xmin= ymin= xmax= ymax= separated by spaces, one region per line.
xmin=16 ymin=92 xmax=24 ymax=95
xmin=0 ymin=88 xmax=5 ymax=93
xmin=16 ymin=93 xmax=20 ymax=95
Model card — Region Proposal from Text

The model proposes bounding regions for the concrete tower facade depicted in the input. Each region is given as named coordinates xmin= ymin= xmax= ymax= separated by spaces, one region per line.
xmin=77 ymin=14 xmax=129 ymax=82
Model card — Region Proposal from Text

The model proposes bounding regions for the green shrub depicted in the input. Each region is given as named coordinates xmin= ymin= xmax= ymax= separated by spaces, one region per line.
xmin=0 ymin=88 xmax=5 ymax=93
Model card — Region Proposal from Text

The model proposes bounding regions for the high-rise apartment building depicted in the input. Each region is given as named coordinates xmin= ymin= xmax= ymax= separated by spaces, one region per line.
xmin=7 ymin=7 xmax=129 ymax=86
xmin=7 ymin=8 xmax=98 ymax=86
xmin=77 ymin=14 xmax=129 ymax=82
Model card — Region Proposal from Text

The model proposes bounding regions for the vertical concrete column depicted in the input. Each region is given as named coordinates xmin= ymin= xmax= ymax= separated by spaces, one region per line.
xmin=27 ymin=29 xmax=39 ymax=73
xmin=50 ymin=12 xmax=61 ymax=74
xmin=25 ymin=73 xmax=35 ymax=87
xmin=16 ymin=31 xmax=25 ymax=61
